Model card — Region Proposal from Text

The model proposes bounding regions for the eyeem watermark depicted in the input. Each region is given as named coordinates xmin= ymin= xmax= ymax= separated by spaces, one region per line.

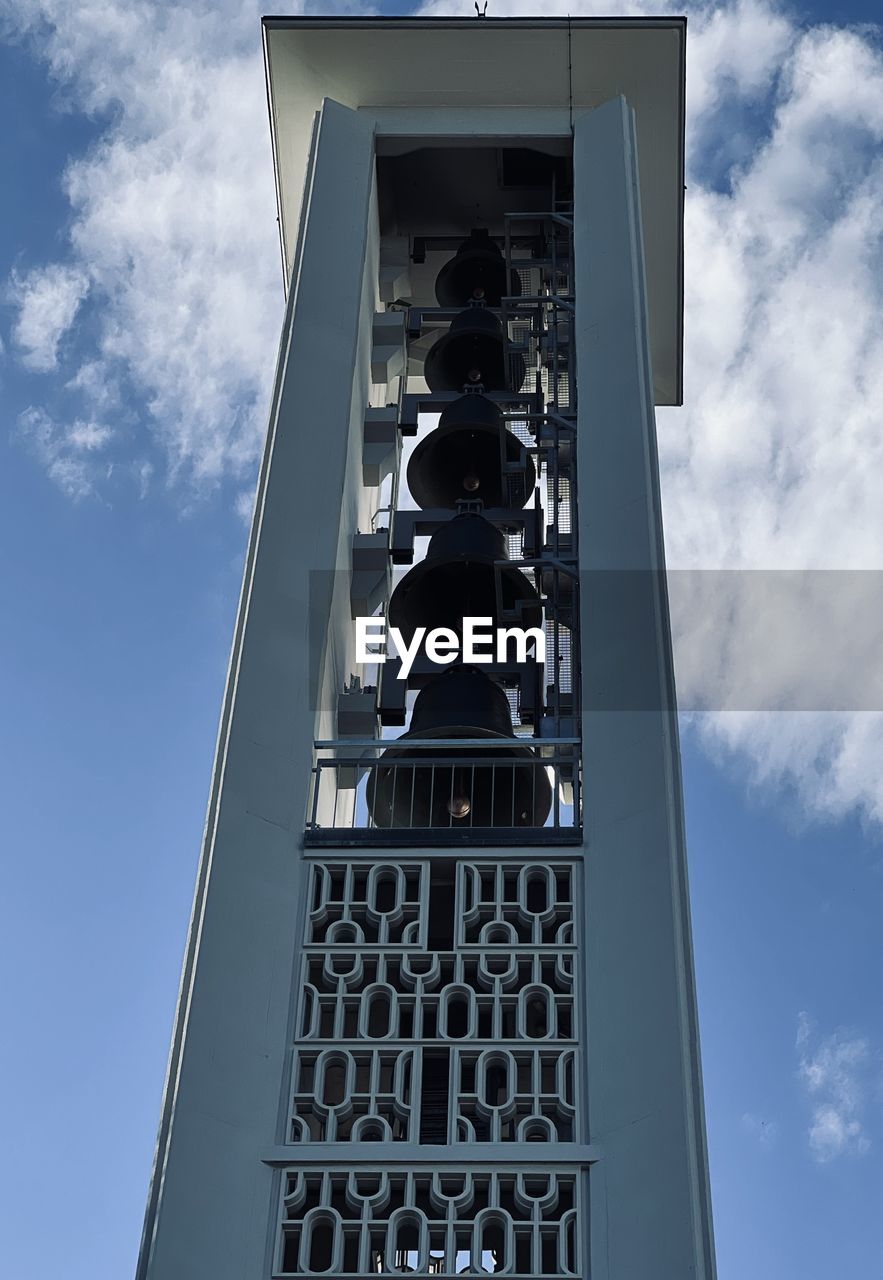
xmin=356 ymin=616 xmax=544 ymax=679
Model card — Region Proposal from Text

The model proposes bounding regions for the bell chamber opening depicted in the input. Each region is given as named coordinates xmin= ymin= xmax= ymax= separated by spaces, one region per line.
xmin=306 ymin=139 xmax=580 ymax=846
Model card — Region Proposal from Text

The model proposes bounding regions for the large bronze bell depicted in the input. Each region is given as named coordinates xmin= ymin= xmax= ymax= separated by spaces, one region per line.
xmin=407 ymin=395 xmax=536 ymax=510
xmin=366 ymin=666 xmax=552 ymax=829
xmin=423 ymin=308 xmax=525 ymax=394
xmin=388 ymin=512 xmax=542 ymax=642
xmin=434 ymin=229 xmax=522 ymax=308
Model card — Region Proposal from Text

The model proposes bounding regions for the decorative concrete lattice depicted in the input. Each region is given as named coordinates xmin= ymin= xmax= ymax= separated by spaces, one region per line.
xmin=295 ymin=949 xmax=576 ymax=1045
xmin=290 ymin=1042 xmax=576 ymax=1146
xmin=280 ymin=860 xmax=582 ymax=1275
xmin=456 ymin=863 xmax=574 ymax=945
xmin=306 ymin=862 xmax=427 ymax=946
xmin=277 ymin=1169 xmax=580 ymax=1277
xmin=451 ymin=1046 xmax=576 ymax=1143
xmin=291 ymin=1047 xmax=418 ymax=1142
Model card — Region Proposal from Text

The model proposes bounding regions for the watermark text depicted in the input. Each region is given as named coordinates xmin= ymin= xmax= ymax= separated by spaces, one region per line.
xmin=356 ymin=616 xmax=544 ymax=679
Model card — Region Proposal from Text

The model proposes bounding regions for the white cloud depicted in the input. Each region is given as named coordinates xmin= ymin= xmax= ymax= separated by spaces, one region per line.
xmin=234 ymin=487 xmax=255 ymax=525
xmin=16 ymin=405 xmax=112 ymax=501
xmin=417 ymin=0 xmax=663 ymax=14
xmin=136 ymin=459 xmax=154 ymax=501
xmin=659 ymin=16 xmax=883 ymax=826
xmin=796 ymin=1012 xmax=872 ymax=1162
xmin=65 ymin=360 xmax=121 ymax=412
xmin=422 ymin=2 xmax=883 ymax=827
xmin=5 ymin=0 xmax=883 ymax=825
xmin=3 ymin=0 xmax=380 ymax=494
xmin=3 ymin=0 xmax=287 ymax=490
xmin=686 ymin=0 xmax=793 ymax=119
xmin=8 ymin=263 xmax=89 ymax=371
xmin=66 ymin=419 xmax=113 ymax=451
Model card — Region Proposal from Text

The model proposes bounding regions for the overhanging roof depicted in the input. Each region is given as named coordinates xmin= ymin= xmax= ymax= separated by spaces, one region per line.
xmin=262 ymin=16 xmax=686 ymax=405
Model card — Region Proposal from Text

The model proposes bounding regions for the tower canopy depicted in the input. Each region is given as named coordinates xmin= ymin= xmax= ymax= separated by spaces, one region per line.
xmin=262 ymin=15 xmax=686 ymax=403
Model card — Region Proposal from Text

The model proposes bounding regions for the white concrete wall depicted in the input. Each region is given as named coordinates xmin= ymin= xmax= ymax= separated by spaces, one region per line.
xmin=136 ymin=98 xmax=378 ymax=1279
xmin=574 ymin=95 xmax=717 ymax=1279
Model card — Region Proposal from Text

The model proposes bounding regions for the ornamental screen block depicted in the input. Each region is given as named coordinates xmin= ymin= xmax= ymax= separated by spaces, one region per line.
xmin=279 ymin=859 xmax=581 ymax=1276
xmin=289 ymin=860 xmax=578 ymax=1148
xmin=277 ymin=1168 xmax=580 ymax=1277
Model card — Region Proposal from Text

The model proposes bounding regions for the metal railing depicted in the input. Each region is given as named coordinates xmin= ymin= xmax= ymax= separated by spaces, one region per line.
xmin=304 ymin=738 xmax=581 ymax=847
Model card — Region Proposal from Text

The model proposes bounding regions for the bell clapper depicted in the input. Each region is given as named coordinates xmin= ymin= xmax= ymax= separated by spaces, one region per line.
xmin=447 ymin=766 xmax=472 ymax=819
xmin=447 ymin=793 xmax=472 ymax=820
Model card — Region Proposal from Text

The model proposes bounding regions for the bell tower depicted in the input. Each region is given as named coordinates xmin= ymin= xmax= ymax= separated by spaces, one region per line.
xmin=137 ymin=16 xmax=715 ymax=1280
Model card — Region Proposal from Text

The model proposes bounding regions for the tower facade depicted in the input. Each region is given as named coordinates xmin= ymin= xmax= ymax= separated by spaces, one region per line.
xmin=138 ymin=17 xmax=715 ymax=1280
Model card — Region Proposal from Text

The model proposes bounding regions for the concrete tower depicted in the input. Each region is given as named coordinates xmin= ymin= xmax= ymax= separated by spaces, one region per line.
xmin=137 ymin=16 xmax=715 ymax=1280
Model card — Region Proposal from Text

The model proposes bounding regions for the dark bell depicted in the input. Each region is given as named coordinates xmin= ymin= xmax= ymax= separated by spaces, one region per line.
xmin=423 ymin=308 xmax=525 ymax=394
xmin=366 ymin=666 xmax=553 ymax=829
xmin=435 ymin=229 xmax=523 ymax=308
xmin=388 ymin=512 xmax=543 ymax=642
xmin=407 ymin=395 xmax=536 ymax=510
xmin=411 ymin=665 xmax=516 ymax=736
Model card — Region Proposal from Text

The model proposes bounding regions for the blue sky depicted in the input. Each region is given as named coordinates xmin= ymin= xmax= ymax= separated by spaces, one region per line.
xmin=1 ymin=2 xmax=882 ymax=1278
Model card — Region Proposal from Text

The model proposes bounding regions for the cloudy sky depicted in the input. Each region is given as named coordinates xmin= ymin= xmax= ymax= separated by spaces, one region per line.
xmin=1 ymin=1 xmax=882 ymax=1276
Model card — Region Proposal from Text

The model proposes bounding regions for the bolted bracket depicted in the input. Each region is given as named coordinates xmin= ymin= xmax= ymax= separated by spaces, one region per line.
xmin=363 ymin=406 xmax=400 ymax=488
xmin=377 ymin=656 xmax=407 ymax=727
xmin=379 ymin=236 xmax=412 ymax=304
xmin=337 ymin=677 xmax=378 ymax=739
xmin=351 ymin=531 xmax=390 ymax=620
xmin=372 ymin=311 xmax=407 ymax=385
